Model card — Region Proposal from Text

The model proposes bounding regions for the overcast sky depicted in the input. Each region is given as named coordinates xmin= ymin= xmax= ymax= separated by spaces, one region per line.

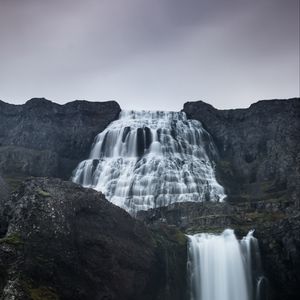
xmin=0 ymin=0 xmax=299 ymax=110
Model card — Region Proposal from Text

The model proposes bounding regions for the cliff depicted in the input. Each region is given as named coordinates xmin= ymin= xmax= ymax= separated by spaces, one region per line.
xmin=137 ymin=98 xmax=300 ymax=299
xmin=0 ymin=97 xmax=299 ymax=299
xmin=183 ymin=98 xmax=300 ymax=205
xmin=0 ymin=98 xmax=121 ymax=180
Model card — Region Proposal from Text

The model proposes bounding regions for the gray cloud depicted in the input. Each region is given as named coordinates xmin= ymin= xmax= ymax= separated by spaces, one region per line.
xmin=0 ymin=0 xmax=299 ymax=110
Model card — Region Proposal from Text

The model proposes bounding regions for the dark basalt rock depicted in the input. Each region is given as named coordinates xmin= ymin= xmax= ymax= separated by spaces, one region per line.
xmin=183 ymin=98 xmax=300 ymax=205
xmin=0 ymin=178 xmax=187 ymax=300
xmin=137 ymin=200 xmax=300 ymax=300
xmin=0 ymin=174 xmax=8 ymax=204
xmin=0 ymin=97 xmax=299 ymax=299
xmin=0 ymin=174 xmax=9 ymax=237
xmin=0 ymin=98 xmax=121 ymax=179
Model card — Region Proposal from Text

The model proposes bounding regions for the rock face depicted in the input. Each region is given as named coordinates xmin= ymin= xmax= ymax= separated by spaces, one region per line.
xmin=183 ymin=98 xmax=300 ymax=205
xmin=137 ymin=200 xmax=300 ymax=300
xmin=139 ymin=98 xmax=300 ymax=299
xmin=0 ymin=98 xmax=121 ymax=179
xmin=0 ymin=175 xmax=8 ymax=203
xmin=0 ymin=98 xmax=299 ymax=299
xmin=0 ymin=178 xmax=187 ymax=300
xmin=0 ymin=174 xmax=9 ymax=237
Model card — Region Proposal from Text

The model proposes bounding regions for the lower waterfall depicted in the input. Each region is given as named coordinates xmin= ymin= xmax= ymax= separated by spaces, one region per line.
xmin=187 ymin=229 xmax=267 ymax=300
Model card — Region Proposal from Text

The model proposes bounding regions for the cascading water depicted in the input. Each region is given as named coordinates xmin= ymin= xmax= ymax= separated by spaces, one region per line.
xmin=72 ymin=110 xmax=225 ymax=213
xmin=187 ymin=229 xmax=267 ymax=300
xmin=241 ymin=230 xmax=268 ymax=300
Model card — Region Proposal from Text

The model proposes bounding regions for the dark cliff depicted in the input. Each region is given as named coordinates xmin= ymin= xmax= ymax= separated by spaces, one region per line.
xmin=0 ymin=178 xmax=187 ymax=300
xmin=137 ymin=200 xmax=300 ymax=300
xmin=183 ymin=98 xmax=300 ymax=205
xmin=0 ymin=175 xmax=8 ymax=204
xmin=0 ymin=98 xmax=121 ymax=180
xmin=0 ymin=98 xmax=299 ymax=299
xmin=137 ymin=98 xmax=300 ymax=300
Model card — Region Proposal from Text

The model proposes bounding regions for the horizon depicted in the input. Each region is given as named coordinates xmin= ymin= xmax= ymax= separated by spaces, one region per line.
xmin=0 ymin=96 xmax=298 ymax=111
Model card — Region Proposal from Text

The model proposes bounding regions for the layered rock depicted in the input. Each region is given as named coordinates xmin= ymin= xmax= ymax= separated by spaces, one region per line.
xmin=0 ymin=98 xmax=121 ymax=179
xmin=183 ymin=98 xmax=300 ymax=205
xmin=137 ymin=201 xmax=300 ymax=300
xmin=0 ymin=178 xmax=187 ymax=300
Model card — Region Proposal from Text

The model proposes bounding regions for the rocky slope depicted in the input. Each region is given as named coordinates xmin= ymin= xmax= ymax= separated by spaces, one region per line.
xmin=0 ymin=98 xmax=121 ymax=180
xmin=183 ymin=98 xmax=300 ymax=206
xmin=0 ymin=178 xmax=187 ymax=300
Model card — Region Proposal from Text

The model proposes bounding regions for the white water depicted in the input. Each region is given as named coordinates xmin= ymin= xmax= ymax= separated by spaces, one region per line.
xmin=187 ymin=229 xmax=266 ymax=300
xmin=72 ymin=110 xmax=225 ymax=213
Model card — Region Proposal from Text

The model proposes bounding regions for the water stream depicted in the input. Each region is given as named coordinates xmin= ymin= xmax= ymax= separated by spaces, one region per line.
xmin=187 ymin=229 xmax=267 ymax=300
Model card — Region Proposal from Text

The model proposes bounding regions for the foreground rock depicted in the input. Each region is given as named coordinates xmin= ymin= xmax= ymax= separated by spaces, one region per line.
xmin=183 ymin=98 xmax=300 ymax=205
xmin=138 ymin=201 xmax=300 ymax=300
xmin=0 ymin=98 xmax=121 ymax=179
xmin=0 ymin=178 xmax=187 ymax=300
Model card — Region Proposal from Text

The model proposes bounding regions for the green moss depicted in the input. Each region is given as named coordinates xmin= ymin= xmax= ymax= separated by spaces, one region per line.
xmin=37 ymin=189 xmax=51 ymax=197
xmin=260 ymin=180 xmax=274 ymax=192
xmin=244 ymin=211 xmax=285 ymax=223
xmin=217 ymin=160 xmax=234 ymax=176
xmin=22 ymin=280 xmax=59 ymax=300
xmin=29 ymin=286 xmax=59 ymax=300
xmin=150 ymin=225 xmax=187 ymax=248
xmin=0 ymin=233 xmax=23 ymax=246
xmin=3 ymin=176 xmax=26 ymax=191
xmin=185 ymin=226 xmax=224 ymax=235
xmin=174 ymin=230 xmax=187 ymax=246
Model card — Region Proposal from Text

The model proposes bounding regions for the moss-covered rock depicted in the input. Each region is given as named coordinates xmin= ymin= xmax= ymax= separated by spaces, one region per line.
xmin=0 ymin=178 xmax=188 ymax=300
xmin=0 ymin=233 xmax=23 ymax=246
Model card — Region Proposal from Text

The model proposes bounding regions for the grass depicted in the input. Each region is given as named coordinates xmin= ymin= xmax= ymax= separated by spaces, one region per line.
xmin=37 ymin=189 xmax=51 ymax=197
xmin=29 ymin=286 xmax=59 ymax=300
xmin=3 ymin=176 xmax=26 ymax=191
xmin=0 ymin=233 xmax=23 ymax=246
xmin=244 ymin=211 xmax=285 ymax=223
xmin=22 ymin=279 xmax=59 ymax=300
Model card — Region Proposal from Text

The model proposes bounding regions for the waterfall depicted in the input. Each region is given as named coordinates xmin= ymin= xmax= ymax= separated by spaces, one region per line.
xmin=187 ymin=229 xmax=267 ymax=300
xmin=72 ymin=110 xmax=226 ymax=213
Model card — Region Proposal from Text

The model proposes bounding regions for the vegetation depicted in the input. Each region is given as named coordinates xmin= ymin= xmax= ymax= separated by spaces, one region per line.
xmin=37 ymin=189 xmax=51 ymax=197
xmin=0 ymin=233 xmax=23 ymax=246
xmin=3 ymin=176 xmax=26 ymax=191
xmin=28 ymin=286 xmax=59 ymax=300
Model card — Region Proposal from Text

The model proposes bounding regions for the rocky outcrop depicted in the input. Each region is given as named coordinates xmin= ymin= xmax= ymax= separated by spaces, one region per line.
xmin=0 ymin=178 xmax=187 ymax=300
xmin=0 ymin=98 xmax=121 ymax=179
xmin=183 ymin=98 xmax=300 ymax=205
xmin=137 ymin=200 xmax=300 ymax=300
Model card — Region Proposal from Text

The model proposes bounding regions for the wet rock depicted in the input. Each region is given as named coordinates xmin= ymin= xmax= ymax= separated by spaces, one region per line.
xmin=138 ymin=201 xmax=300 ymax=300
